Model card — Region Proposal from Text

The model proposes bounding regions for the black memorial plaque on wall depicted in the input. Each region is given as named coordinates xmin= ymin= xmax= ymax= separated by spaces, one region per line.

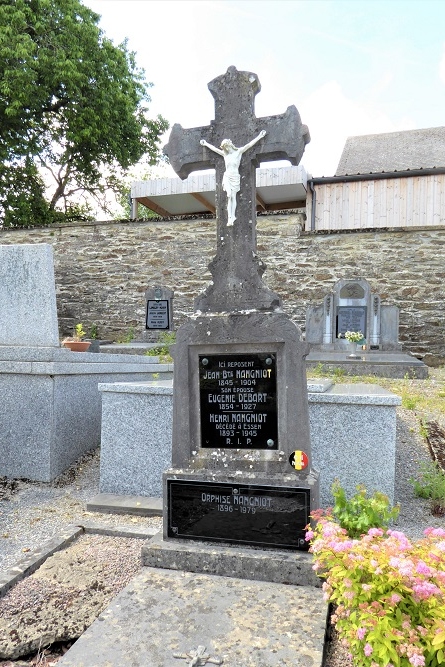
xmin=146 ymin=300 xmax=170 ymax=330
xmin=337 ymin=306 xmax=367 ymax=338
xmin=199 ymin=353 xmax=277 ymax=450
xmin=167 ymin=479 xmax=310 ymax=550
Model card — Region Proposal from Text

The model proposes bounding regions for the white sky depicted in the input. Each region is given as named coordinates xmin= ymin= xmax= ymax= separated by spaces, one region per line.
xmin=83 ymin=0 xmax=445 ymax=178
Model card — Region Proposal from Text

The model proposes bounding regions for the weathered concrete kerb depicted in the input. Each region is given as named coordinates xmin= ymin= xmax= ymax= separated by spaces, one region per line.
xmin=0 ymin=526 xmax=157 ymax=661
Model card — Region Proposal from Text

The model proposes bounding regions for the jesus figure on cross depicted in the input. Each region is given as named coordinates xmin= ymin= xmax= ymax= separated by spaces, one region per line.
xmin=200 ymin=130 xmax=266 ymax=225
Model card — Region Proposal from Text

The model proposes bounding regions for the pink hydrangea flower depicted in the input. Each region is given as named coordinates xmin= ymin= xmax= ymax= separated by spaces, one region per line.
xmin=409 ymin=653 xmax=425 ymax=666
xmin=413 ymin=581 xmax=440 ymax=600
xmin=389 ymin=556 xmax=401 ymax=567
xmin=321 ymin=523 xmax=340 ymax=537
xmin=398 ymin=561 xmax=415 ymax=576
xmin=364 ymin=643 xmax=373 ymax=657
xmin=416 ymin=560 xmax=432 ymax=576
xmin=424 ymin=527 xmax=445 ymax=537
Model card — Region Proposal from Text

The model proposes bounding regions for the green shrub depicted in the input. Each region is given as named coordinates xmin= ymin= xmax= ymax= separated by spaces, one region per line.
xmin=411 ymin=462 xmax=445 ymax=516
xmin=116 ymin=327 xmax=135 ymax=344
xmin=331 ymin=481 xmax=400 ymax=539
xmin=306 ymin=518 xmax=445 ymax=667
xmin=402 ymin=393 xmax=418 ymax=410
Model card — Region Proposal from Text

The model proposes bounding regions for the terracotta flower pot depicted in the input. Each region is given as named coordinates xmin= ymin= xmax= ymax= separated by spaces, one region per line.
xmin=63 ymin=341 xmax=91 ymax=352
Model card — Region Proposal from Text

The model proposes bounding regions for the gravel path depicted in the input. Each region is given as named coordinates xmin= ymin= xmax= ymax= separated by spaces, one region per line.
xmin=0 ymin=449 xmax=162 ymax=573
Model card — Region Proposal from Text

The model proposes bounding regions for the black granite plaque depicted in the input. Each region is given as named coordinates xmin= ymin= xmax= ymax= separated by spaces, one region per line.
xmin=146 ymin=300 xmax=169 ymax=330
xmin=167 ymin=480 xmax=310 ymax=550
xmin=337 ymin=306 xmax=367 ymax=337
xmin=199 ymin=353 xmax=277 ymax=450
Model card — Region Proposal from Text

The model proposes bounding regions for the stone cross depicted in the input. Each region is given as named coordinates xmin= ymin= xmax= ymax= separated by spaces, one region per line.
xmin=164 ymin=66 xmax=310 ymax=313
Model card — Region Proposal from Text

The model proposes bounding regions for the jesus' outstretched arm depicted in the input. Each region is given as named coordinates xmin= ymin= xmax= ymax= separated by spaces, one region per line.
xmin=200 ymin=139 xmax=224 ymax=156
xmin=239 ymin=129 xmax=267 ymax=154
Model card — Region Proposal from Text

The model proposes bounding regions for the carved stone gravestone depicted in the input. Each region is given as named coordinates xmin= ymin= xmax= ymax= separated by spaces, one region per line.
xmin=306 ymin=278 xmax=402 ymax=351
xmin=145 ymin=285 xmax=173 ymax=331
xmin=162 ymin=66 xmax=319 ymax=551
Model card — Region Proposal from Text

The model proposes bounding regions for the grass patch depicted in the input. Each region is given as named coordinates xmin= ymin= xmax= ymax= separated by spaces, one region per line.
xmin=410 ymin=461 xmax=445 ymax=516
xmin=145 ymin=331 xmax=176 ymax=363
xmin=307 ymin=366 xmax=445 ymax=419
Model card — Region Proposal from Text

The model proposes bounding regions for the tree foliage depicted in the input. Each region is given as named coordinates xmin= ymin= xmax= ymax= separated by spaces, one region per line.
xmin=0 ymin=0 xmax=168 ymax=226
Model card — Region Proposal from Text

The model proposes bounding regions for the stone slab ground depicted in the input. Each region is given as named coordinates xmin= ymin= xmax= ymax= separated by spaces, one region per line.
xmin=57 ymin=567 xmax=327 ymax=667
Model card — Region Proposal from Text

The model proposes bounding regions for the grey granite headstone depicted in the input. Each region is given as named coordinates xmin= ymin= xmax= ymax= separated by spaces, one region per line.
xmin=0 ymin=243 xmax=172 ymax=483
xmin=159 ymin=67 xmax=319 ymax=553
xmin=306 ymin=278 xmax=402 ymax=351
xmin=0 ymin=244 xmax=59 ymax=346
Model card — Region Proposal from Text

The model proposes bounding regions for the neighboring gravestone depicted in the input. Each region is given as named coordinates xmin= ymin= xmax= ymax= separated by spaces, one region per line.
xmin=306 ymin=278 xmax=402 ymax=351
xmin=0 ymin=243 xmax=171 ymax=482
xmin=160 ymin=66 xmax=318 ymax=552
xmin=0 ymin=244 xmax=60 ymax=346
xmin=145 ymin=286 xmax=173 ymax=331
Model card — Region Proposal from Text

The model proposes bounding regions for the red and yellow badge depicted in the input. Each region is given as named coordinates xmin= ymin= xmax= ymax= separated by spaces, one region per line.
xmin=289 ymin=450 xmax=309 ymax=471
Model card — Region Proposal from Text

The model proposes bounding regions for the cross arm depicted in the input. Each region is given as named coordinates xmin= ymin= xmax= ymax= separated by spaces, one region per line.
xmin=164 ymin=123 xmax=216 ymax=180
xmin=253 ymin=106 xmax=310 ymax=167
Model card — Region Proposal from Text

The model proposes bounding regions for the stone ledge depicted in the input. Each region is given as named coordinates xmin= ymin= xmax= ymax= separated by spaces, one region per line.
xmin=142 ymin=532 xmax=321 ymax=587
xmin=98 ymin=380 xmax=173 ymax=394
xmin=86 ymin=494 xmax=163 ymax=517
xmin=80 ymin=521 xmax=160 ymax=539
xmin=306 ymin=351 xmax=429 ymax=379
xmin=309 ymin=383 xmax=402 ymax=405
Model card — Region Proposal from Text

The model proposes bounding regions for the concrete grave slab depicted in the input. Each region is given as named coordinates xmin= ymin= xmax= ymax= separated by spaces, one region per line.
xmin=57 ymin=567 xmax=327 ymax=667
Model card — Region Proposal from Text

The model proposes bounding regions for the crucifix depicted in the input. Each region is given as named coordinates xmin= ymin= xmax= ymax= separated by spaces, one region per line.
xmin=164 ymin=66 xmax=310 ymax=313
xmin=173 ymin=645 xmax=223 ymax=666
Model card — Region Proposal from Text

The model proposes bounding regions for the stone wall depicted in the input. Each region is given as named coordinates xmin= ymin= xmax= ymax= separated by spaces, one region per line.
xmin=1 ymin=216 xmax=444 ymax=365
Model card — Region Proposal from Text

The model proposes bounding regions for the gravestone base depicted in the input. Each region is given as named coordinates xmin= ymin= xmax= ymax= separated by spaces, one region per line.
xmin=306 ymin=350 xmax=428 ymax=379
xmin=142 ymin=530 xmax=320 ymax=587
xmin=162 ymin=469 xmax=319 ymax=552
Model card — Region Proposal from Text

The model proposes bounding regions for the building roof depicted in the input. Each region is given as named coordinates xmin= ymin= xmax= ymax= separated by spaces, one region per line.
xmin=131 ymin=165 xmax=307 ymax=217
xmin=335 ymin=126 xmax=445 ymax=176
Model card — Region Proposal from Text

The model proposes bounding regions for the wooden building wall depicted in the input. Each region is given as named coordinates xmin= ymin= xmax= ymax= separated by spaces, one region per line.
xmin=307 ymin=174 xmax=445 ymax=231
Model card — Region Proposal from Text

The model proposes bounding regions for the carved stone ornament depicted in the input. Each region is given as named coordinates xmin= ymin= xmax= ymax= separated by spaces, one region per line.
xmin=173 ymin=644 xmax=224 ymax=666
